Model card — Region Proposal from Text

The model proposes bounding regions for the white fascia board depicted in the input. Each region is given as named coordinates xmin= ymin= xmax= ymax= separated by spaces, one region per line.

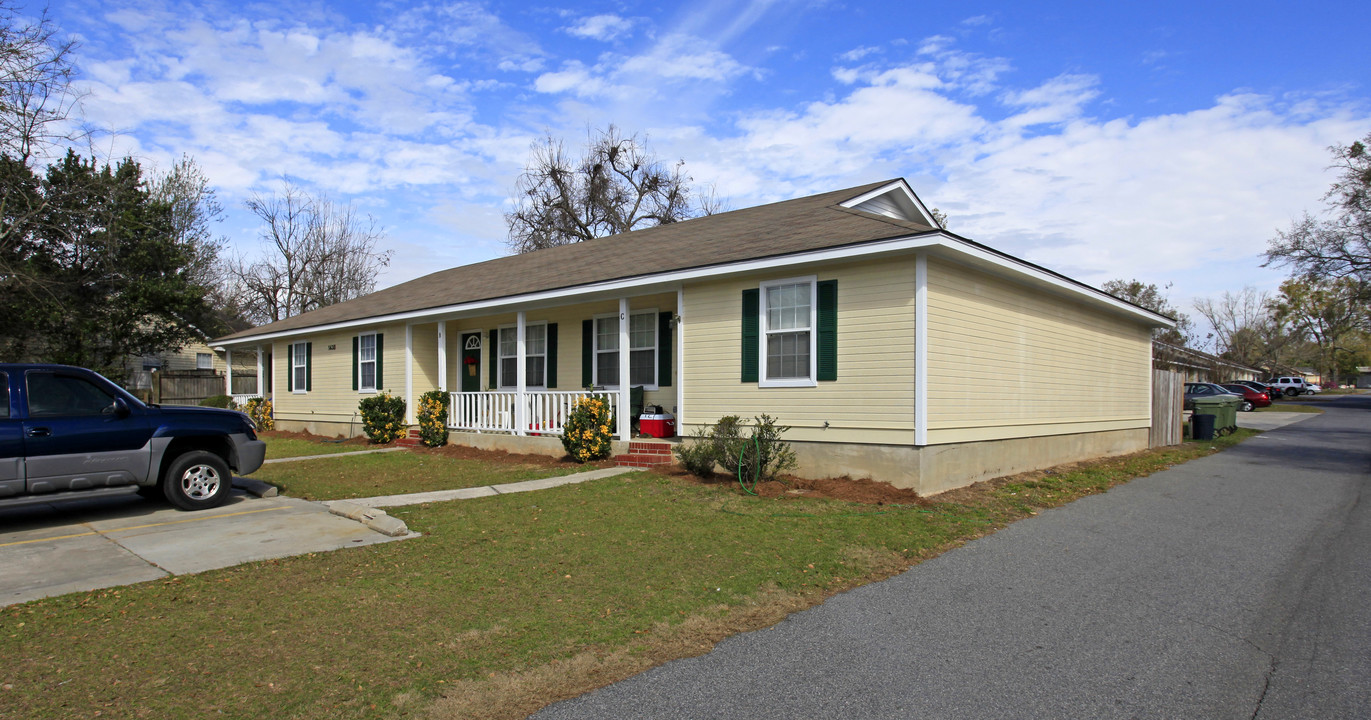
xmin=839 ymin=179 xmax=942 ymax=230
xmin=218 ymin=231 xmax=1168 ymax=347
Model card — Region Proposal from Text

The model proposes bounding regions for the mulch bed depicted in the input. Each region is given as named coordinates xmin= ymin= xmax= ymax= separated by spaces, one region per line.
xmin=264 ymin=429 xmax=926 ymax=503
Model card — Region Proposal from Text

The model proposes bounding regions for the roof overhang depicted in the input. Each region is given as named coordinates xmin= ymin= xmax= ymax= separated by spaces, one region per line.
xmin=216 ymin=231 xmax=1174 ymax=347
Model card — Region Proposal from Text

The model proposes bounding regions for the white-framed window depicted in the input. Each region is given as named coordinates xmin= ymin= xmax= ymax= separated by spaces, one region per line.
xmin=594 ymin=310 xmax=657 ymax=389
xmin=498 ymin=323 xmax=546 ymax=388
xmin=195 ymin=353 xmax=212 ymax=370
xmin=291 ymin=342 xmax=308 ymax=393
xmin=760 ymin=277 xmax=817 ymax=388
xmin=358 ymin=332 xmax=377 ymax=392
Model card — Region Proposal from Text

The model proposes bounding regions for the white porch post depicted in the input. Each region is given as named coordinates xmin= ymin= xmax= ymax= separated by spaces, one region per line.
xmin=437 ymin=321 xmax=447 ymax=392
xmin=255 ymin=345 xmax=264 ymax=397
xmin=269 ymin=342 xmax=277 ymax=403
xmin=618 ymin=297 xmax=630 ymax=441
xmin=515 ymin=311 xmax=527 ymax=436
xmin=676 ymin=286 xmax=684 ymax=425
xmin=915 ymin=253 xmax=928 ymax=446
xmin=225 ymin=349 xmax=233 ymax=396
xmin=405 ymin=324 xmax=415 ymax=425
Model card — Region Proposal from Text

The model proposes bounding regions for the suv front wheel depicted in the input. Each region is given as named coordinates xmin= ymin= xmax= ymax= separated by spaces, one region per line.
xmin=162 ymin=450 xmax=232 ymax=510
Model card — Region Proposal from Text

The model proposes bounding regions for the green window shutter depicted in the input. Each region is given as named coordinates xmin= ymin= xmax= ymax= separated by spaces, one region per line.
xmin=581 ymin=319 xmax=594 ymax=387
xmin=658 ymin=311 xmax=673 ymax=387
xmin=305 ymin=342 xmax=312 ymax=392
xmin=817 ymin=280 xmax=838 ymax=381
xmin=489 ymin=329 xmax=499 ymax=388
xmin=546 ymin=323 xmax=558 ymax=388
xmin=375 ymin=333 xmax=384 ymax=389
xmin=352 ymin=336 xmax=359 ymax=391
xmin=741 ymin=289 xmax=759 ymax=383
xmin=285 ymin=345 xmax=293 ymax=392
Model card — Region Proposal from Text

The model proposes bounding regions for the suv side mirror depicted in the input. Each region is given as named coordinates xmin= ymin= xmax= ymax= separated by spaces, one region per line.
xmin=112 ymin=398 xmax=131 ymax=418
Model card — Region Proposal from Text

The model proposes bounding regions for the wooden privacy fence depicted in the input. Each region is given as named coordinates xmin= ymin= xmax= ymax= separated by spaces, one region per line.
xmin=156 ymin=372 xmax=258 ymax=406
xmin=1151 ymin=369 xmax=1184 ymax=447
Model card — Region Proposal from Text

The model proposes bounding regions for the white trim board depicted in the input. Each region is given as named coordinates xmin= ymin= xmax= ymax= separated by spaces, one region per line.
xmin=219 ymin=233 xmax=1173 ymax=347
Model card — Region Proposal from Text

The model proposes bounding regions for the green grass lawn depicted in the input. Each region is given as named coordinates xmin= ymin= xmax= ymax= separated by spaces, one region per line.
xmin=263 ymin=434 xmax=370 ymax=459
xmin=253 ymin=450 xmax=593 ymax=500
xmin=0 ymin=429 xmax=1256 ymax=720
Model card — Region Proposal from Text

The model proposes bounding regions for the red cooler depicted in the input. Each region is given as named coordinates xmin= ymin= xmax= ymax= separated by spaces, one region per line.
xmin=639 ymin=412 xmax=676 ymax=438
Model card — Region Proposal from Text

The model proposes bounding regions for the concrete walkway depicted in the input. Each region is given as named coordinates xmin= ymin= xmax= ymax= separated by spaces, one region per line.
xmin=341 ymin=466 xmax=635 ymax=508
xmin=262 ymin=446 xmax=405 ymax=464
xmin=1 ymin=460 xmax=635 ymax=606
xmin=0 ymin=491 xmax=413 ymax=607
xmin=1236 ymin=410 xmax=1318 ymax=431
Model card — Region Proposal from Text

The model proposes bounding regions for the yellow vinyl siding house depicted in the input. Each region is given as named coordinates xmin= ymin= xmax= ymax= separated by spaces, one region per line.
xmin=213 ymin=179 xmax=1172 ymax=495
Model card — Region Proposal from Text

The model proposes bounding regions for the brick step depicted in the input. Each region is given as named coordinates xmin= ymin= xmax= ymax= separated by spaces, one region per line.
xmin=627 ymin=442 xmax=673 ymax=455
xmin=614 ymin=453 xmax=675 ymax=468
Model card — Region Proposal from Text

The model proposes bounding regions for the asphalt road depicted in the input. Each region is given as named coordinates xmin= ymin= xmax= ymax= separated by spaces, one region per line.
xmin=535 ymin=394 xmax=1371 ymax=720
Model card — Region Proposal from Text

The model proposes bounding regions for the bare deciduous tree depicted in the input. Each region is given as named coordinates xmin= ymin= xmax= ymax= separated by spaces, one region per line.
xmin=0 ymin=1 xmax=82 ymax=165
xmin=0 ymin=2 xmax=84 ymax=297
xmin=1265 ymin=133 xmax=1371 ymax=293
xmin=1192 ymin=287 xmax=1293 ymax=371
xmin=226 ymin=182 xmax=392 ymax=325
xmin=505 ymin=125 xmax=715 ymax=253
xmin=149 ymin=155 xmax=224 ymax=289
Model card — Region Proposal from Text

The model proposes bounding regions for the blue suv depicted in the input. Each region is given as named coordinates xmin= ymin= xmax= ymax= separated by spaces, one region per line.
xmin=0 ymin=364 xmax=266 ymax=511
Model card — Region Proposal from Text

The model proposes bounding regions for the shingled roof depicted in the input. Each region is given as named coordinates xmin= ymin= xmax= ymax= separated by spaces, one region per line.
xmin=215 ymin=180 xmax=939 ymax=343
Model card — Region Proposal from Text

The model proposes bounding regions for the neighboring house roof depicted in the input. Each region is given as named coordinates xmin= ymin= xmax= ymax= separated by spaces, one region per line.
xmin=1153 ymin=341 xmax=1265 ymax=376
xmin=215 ymin=179 xmax=1172 ymax=346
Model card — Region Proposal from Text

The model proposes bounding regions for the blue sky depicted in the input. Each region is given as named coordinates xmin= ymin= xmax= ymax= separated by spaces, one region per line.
xmin=28 ymin=0 xmax=1371 ymax=339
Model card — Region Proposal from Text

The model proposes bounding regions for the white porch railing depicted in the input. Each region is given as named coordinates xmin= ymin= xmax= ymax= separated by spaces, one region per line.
xmin=231 ymin=393 xmax=260 ymax=408
xmin=448 ymin=390 xmax=620 ymax=436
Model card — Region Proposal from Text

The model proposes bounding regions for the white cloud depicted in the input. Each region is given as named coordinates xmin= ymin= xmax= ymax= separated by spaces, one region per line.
xmin=839 ymin=45 xmax=882 ymax=62
xmin=533 ymin=33 xmax=751 ymax=100
xmin=564 ymin=14 xmax=634 ymax=41
xmin=1000 ymin=74 xmax=1101 ymax=128
xmin=683 ymin=47 xmax=1369 ymax=300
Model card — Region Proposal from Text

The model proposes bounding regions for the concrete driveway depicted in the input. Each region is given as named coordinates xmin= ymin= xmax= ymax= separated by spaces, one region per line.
xmin=0 ymin=488 xmax=414 ymax=607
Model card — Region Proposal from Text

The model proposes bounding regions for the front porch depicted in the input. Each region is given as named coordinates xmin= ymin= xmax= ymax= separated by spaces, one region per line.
xmin=446 ymin=389 xmax=623 ymax=437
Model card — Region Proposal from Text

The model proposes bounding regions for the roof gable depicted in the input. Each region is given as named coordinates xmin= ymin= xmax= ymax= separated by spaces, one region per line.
xmin=839 ymin=179 xmax=943 ymax=229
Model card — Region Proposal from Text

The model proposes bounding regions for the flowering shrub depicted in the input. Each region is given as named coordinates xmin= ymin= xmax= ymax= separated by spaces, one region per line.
xmin=416 ymin=390 xmax=449 ymax=448
xmin=359 ymin=392 xmax=406 ymax=444
xmin=560 ymin=397 xmax=614 ymax=462
xmin=242 ymin=397 xmax=274 ymax=431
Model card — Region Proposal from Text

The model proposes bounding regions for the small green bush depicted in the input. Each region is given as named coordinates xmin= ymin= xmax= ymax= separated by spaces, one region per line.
xmin=674 ymin=424 xmax=720 ymax=476
xmin=242 ymin=397 xmax=274 ymax=430
xmin=561 ymin=396 xmax=614 ymax=463
xmin=359 ymin=393 xmax=406 ymax=444
xmin=676 ymin=414 xmax=796 ymax=485
xmin=199 ymin=394 xmax=234 ymax=409
xmin=731 ymin=414 xmax=797 ymax=485
xmin=416 ymin=390 xmax=450 ymax=447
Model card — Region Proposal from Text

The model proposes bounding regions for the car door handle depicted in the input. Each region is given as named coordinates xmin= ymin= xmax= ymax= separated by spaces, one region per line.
xmin=27 ymin=427 xmax=51 ymax=438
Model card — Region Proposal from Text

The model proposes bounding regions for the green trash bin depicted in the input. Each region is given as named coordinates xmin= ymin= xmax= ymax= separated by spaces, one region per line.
xmin=1192 ymin=395 xmax=1241 ymax=436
